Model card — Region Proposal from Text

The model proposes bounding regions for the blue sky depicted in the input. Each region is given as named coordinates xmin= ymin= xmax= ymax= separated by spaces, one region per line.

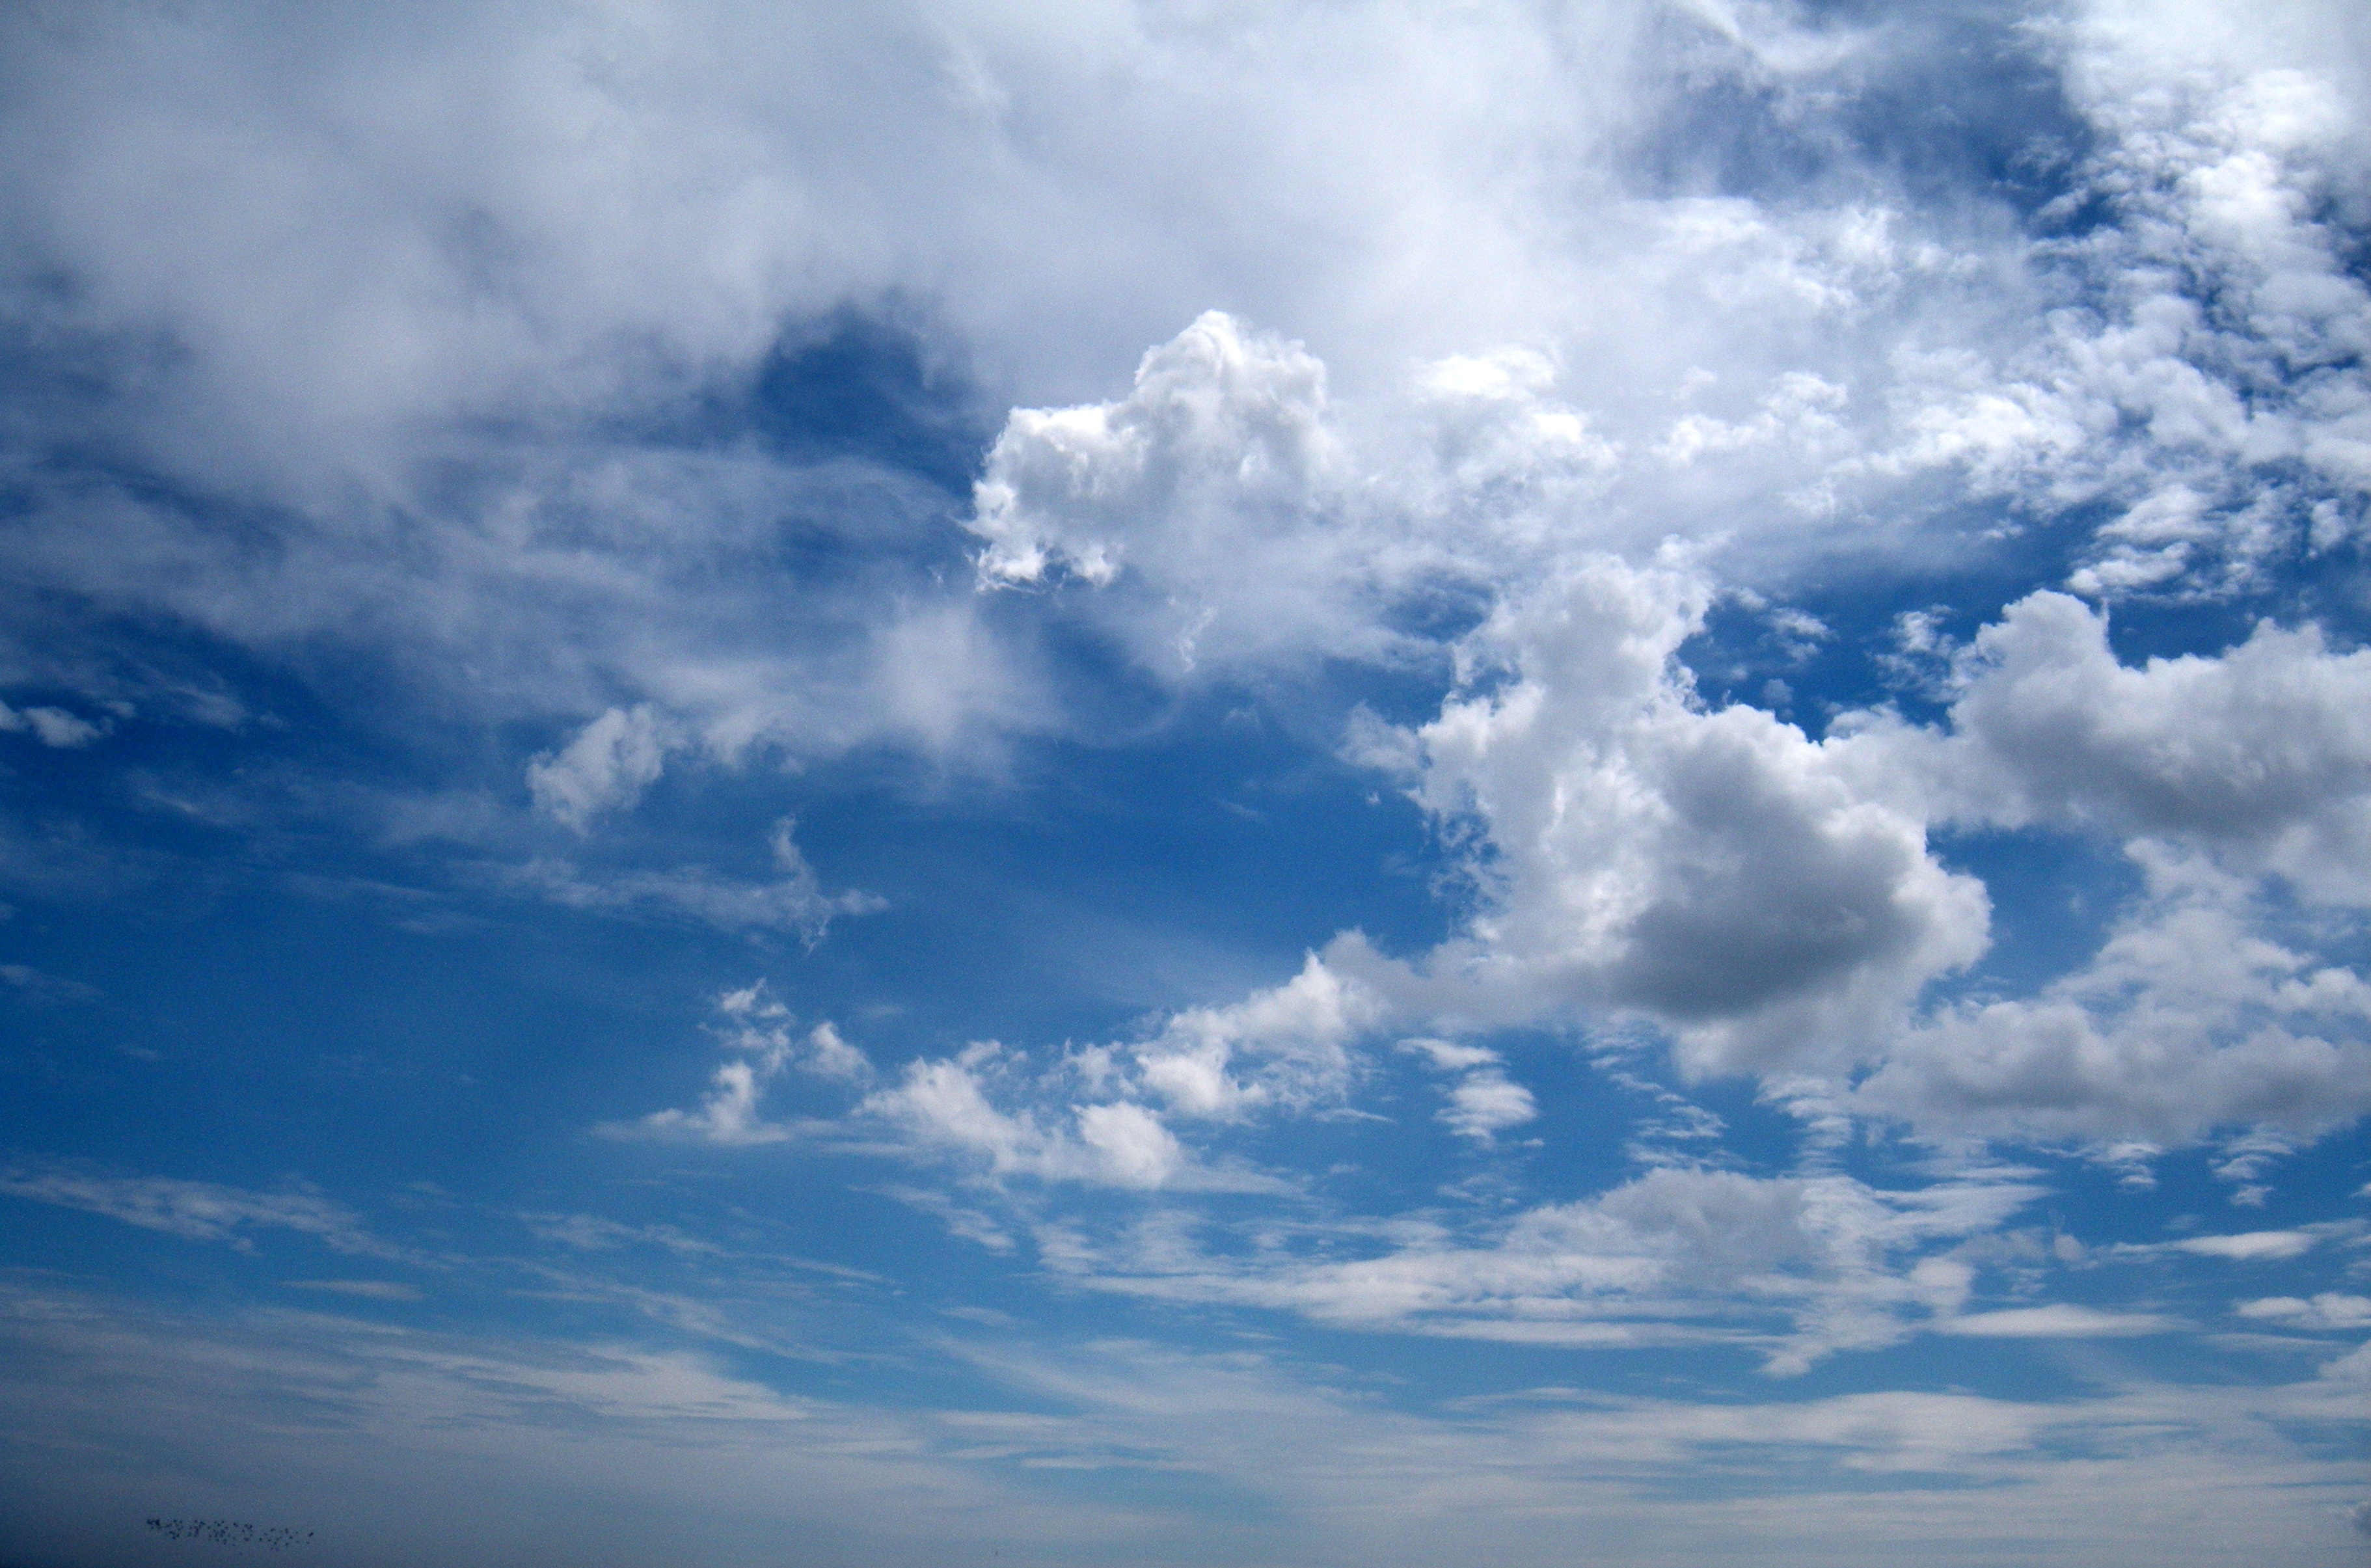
xmin=2 ymin=3 xmax=2370 ymax=1564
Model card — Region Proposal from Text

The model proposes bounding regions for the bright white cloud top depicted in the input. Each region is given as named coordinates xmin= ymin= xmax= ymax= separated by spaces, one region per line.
xmin=1 ymin=3 xmax=2368 ymax=1566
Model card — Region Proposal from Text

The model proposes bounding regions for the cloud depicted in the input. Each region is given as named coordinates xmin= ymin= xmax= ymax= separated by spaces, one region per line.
xmin=515 ymin=818 xmax=884 ymax=944
xmin=1356 ymin=555 xmax=1988 ymax=1076
xmin=2166 ymin=1230 xmax=2323 ymax=1261
xmin=282 ymin=1279 xmax=423 ymax=1302
xmin=528 ymin=705 xmax=673 ymax=831
xmin=0 ymin=963 xmax=100 ymax=1005
xmin=0 ymin=701 xmax=108 ymax=748
xmin=614 ymin=981 xmax=873 ymax=1146
xmin=1937 ymin=1304 xmax=2177 ymax=1338
xmin=1851 ymin=847 xmax=2371 ymax=1142
xmin=1843 ymin=592 xmax=2371 ymax=902
xmin=12 ymin=1273 xmax=2369 ymax=1568
xmin=855 ymin=1044 xmax=1274 ymax=1194
xmin=1131 ymin=952 xmax=1385 ymax=1120
xmin=1048 ymin=1163 xmax=2044 ymax=1374
xmin=0 ymin=1160 xmax=381 ymax=1256
xmin=962 ymin=306 xmax=2371 ymax=1150
xmin=1400 ymin=1038 xmax=1538 ymax=1142
xmin=2234 ymin=1292 xmax=2371 ymax=1329
xmin=2107 ymin=1227 xmax=2337 ymax=1262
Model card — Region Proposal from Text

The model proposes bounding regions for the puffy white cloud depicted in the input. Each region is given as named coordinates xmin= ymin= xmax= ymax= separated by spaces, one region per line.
xmin=1852 ymin=848 xmax=2371 ymax=1142
xmin=1843 ymin=592 xmax=2371 ymax=900
xmin=618 ymin=981 xmax=873 ymax=1146
xmin=1356 ymin=554 xmax=1987 ymax=1077
xmin=857 ymin=1044 xmax=1252 ymax=1193
xmin=1132 ymin=952 xmax=1385 ymax=1120
xmin=1849 ymin=20 xmax=2371 ymax=594
xmin=966 ymin=312 xmax=1631 ymax=680
xmin=1798 ymin=589 xmax=2371 ymax=1144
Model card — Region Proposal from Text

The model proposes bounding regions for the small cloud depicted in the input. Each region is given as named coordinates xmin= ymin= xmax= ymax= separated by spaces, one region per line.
xmin=282 ymin=1279 xmax=422 ymax=1301
xmin=514 ymin=820 xmax=883 ymax=947
xmin=522 ymin=1212 xmax=723 ymax=1256
xmin=1939 ymin=1305 xmax=2176 ymax=1338
xmin=1399 ymin=1038 xmax=1538 ymax=1142
xmin=2234 ymin=1293 xmax=2371 ymax=1330
xmin=0 ymin=701 xmax=110 ymax=748
xmin=0 ymin=1160 xmax=381 ymax=1256
xmin=2169 ymin=1231 xmax=2318 ymax=1262
xmin=0 ymin=964 xmax=100 ymax=1005
xmin=527 ymin=705 xmax=672 ymax=831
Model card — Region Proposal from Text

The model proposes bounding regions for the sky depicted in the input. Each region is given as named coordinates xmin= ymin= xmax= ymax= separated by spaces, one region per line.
xmin=1 ymin=1 xmax=2369 ymax=1564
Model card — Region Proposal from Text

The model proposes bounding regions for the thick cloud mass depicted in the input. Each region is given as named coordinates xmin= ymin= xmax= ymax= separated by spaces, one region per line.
xmin=1387 ymin=558 xmax=1988 ymax=1075
xmin=1845 ymin=591 xmax=2371 ymax=899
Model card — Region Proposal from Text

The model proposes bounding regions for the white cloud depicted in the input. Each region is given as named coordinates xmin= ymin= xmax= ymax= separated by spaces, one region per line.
xmin=1852 ymin=848 xmax=2371 ymax=1143
xmin=1842 ymin=592 xmax=2371 ymax=901
xmin=1050 ymin=1163 xmax=2044 ymax=1375
xmin=1938 ymin=1304 xmax=2177 ymax=1338
xmin=515 ymin=818 xmax=884 ymax=944
xmin=0 ymin=1161 xmax=381 ymax=1256
xmin=528 ymin=705 xmax=673 ymax=831
xmin=0 ymin=701 xmax=107 ymax=747
xmin=615 ymin=980 xmax=873 ymax=1146
xmin=1132 ymin=952 xmax=1385 ymax=1120
xmin=2234 ymin=1293 xmax=2371 ymax=1329
xmin=856 ymin=1044 xmax=1273 ymax=1195
xmin=960 ymin=310 xmax=2371 ymax=1150
xmin=1354 ymin=554 xmax=1988 ymax=1078
xmin=11 ymin=1275 xmax=2371 ymax=1568
xmin=2168 ymin=1230 xmax=2323 ymax=1261
xmin=1400 ymin=1038 xmax=1537 ymax=1142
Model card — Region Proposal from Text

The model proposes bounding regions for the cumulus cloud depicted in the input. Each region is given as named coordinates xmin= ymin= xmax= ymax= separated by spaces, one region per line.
xmin=967 ymin=312 xmax=1627 ymax=679
xmin=960 ymin=328 xmax=2371 ymax=1146
xmin=1358 ymin=555 xmax=1988 ymax=1076
xmin=1842 ymin=592 xmax=2371 ymax=899
xmin=617 ymin=981 xmax=871 ymax=1146
xmin=1851 ymin=848 xmax=2371 ymax=1142
xmin=860 ymin=1045 xmax=1171 ymax=1189
xmin=853 ymin=1042 xmax=1286 ymax=1195
xmin=1131 ymin=953 xmax=1385 ymax=1121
